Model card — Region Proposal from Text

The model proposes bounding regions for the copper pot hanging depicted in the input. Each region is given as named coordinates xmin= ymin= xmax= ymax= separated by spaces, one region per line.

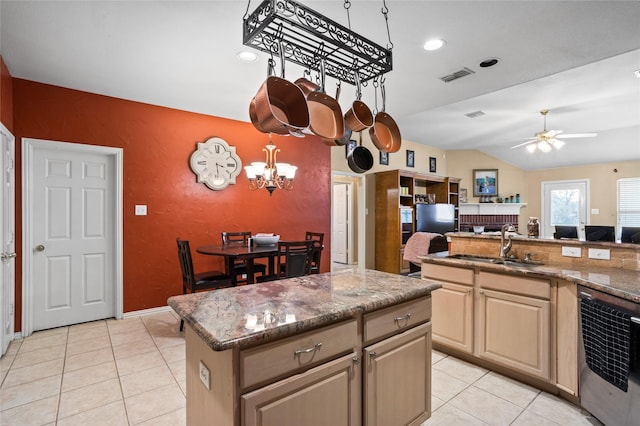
xmin=369 ymin=79 xmax=401 ymax=153
xmin=344 ymin=71 xmax=373 ymax=132
xmin=250 ymin=45 xmax=309 ymax=136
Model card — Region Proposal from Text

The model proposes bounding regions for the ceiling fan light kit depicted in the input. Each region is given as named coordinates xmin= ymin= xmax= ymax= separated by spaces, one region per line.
xmin=513 ymin=109 xmax=596 ymax=153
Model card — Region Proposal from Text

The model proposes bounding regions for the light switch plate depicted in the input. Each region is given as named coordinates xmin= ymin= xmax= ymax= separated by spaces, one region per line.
xmin=561 ymin=246 xmax=581 ymax=258
xmin=199 ymin=361 xmax=210 ymax=390
xmin=135 ymin=205 xmax=147 ymax=216
xmin=588 ymin=248 xmax=610 ymax=260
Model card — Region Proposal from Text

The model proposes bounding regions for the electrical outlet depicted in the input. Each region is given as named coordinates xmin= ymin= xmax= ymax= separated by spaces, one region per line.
xmin=199 ymin=361 xmax=210 ymax=390
xmin=561 ymin=246 xmax=581 ymax=258
xmin=588 ymin=248 xmax=610 ymax=260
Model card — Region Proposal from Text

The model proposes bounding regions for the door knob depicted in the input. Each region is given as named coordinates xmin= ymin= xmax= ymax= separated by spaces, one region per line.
xmin=35 ymin=244 xmax=45 ymax=252
xmin=1 ymin=252 xmax=16 ymax=260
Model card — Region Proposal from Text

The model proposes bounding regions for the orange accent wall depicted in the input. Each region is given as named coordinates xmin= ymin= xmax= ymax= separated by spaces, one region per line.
xmin=12 ymin=78 xmax=331 ymax=331
xmin=0 ymin=56 xmax=14 ymax=131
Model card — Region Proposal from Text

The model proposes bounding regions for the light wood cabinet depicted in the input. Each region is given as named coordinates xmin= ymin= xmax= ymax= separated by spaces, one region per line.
xmin=364 ymin=322 xmax=432 ymax=426
xmin=556 ymin=279 xmax=578 ymax=396
xmin=375 ymin=170 xmax=459 ymax=274
xmin=423 ymin=262 xmax=554 ymax=383
xmin=186 ymin=297 xmax=434 ymax=426
xmin=423 ymin=263 xmax=474 ymax=354
xmin=242 ymin=352 xmax=360 ymax=426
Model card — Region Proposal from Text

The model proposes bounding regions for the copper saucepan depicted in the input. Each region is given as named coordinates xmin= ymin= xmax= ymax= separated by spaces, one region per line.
xmin=369 ymin=80 xmax=402 ymax=153
xmin=251 ymin=47 xmax=309 ymax=136
xmin=344 ymin=71 xmax=373 ymax=132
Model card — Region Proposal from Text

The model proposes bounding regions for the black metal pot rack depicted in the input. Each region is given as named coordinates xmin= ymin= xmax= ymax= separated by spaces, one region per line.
xmin=242 ymin=0 xmax=392 ymax=85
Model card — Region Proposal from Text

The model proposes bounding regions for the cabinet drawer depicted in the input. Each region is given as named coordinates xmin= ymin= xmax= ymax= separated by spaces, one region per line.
xmin=240 ymin=320 xmax=358 ymax=389
xmin=478 ymin=271 xmax=550 ymax=299
xmin=364 ymin=297 xmax=431 ymax=344
xmin=422 ymin=263 xmax=473 ymax=285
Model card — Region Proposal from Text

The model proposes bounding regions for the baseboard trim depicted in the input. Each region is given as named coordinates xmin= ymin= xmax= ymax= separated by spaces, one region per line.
xmin=123 ymin=305 xmax=173 ymax=318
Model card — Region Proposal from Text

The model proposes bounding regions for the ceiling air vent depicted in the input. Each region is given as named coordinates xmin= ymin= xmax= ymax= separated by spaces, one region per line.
xmin=440 ymin=67 xmax=475 ymax=83
xmin=465 ymin=110 xmax=485 ymax=118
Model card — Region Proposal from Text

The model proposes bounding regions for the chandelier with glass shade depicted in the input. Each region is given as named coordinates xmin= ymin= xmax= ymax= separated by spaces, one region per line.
xmin=244 ymin=140 xmax=297 ymax=196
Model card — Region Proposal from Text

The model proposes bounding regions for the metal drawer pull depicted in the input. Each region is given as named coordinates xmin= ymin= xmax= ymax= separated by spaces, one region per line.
xmin=579 ymin=291 xmax=593 ymax=299
xmin=369 ymin=351 xmax=377 ymax=359
xmin=632 ymin=317 xmax=640 ymax=325
xmin=294 ymin=342 xmax=322 ymax=358
xmin=352 ymin=356 xmax=360 ymax=365
xmin=394 ymin=313 xmax=411 ymax=324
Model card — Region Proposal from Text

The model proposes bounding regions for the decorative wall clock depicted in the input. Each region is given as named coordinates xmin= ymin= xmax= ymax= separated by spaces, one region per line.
xmin=190 ymin=137 xmax=242 ymax=190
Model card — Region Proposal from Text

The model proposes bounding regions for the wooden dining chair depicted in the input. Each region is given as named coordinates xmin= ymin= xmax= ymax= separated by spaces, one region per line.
xmin=278 ymin=240 xmax=314 ymax=278
xmin=176 ymin=238 xmax=233 ymax=331
xmin=221 ymin=231 xmax=267 ymax=283
xmin=305 ymin=232 xmax=324 ymax=274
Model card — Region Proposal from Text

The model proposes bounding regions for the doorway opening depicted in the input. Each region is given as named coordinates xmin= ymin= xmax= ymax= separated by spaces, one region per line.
xmin=331 ymin=173 xmax=366 ymax=270
xmin=541 ymin=179 xmax=589 ymax=239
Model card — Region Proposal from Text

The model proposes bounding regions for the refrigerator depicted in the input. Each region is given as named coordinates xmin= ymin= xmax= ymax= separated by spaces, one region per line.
xmin=415 ymin=203 xmax=455 ymax=234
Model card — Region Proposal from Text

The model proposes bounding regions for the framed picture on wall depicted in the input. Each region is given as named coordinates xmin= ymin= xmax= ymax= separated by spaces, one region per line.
xmin=473 ymin=169 xmax=498 ymax=197
xmin=429 ymin=157 xmax=436 ymax=173
xmin=379 ymin=151 xmax=389 ymax=165
xmin=406 ymin=150 xmax=415 ymax=168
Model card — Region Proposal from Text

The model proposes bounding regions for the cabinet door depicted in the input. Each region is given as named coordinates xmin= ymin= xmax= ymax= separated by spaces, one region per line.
xmin=364 ymin=322 xmax=432 ymax=426
xmin=432 ymin=282 xmax=473 ymax=353
xmin=242 ymin=352 xmax=360 ymax=426
xmin=477 ymin=289 xmax=551 ymax=380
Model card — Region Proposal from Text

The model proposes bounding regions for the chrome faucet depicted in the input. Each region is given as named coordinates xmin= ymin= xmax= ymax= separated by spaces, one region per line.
xmin=500 ymin=224 xmax=513 ymax=258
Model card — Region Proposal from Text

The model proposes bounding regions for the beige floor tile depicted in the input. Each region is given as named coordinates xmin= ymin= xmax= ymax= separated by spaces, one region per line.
xmin=431 ymin=395 xmax=446 ymax=412
xmin=18 ymin=333 xmax=68 ymax=353
xmin=431 ymin=369 xmax=470 ymax=402
xmin=511 ymin=409 xmax=562 ymax=425
xmin=68 ymin=319 xmax=107 ymax=332
xmin=449 ymin=385 xmax=522 ymax=425
xmin=0 ymin=374 xmax=61 ymax=411
xmin=65 ymin=335 xmax=111 ymax=356
xmin=151 ymin=335 xmax=185 ymax=349
xmin=67 ymin=324 xmax=109 ymax=344
xmin=57 ymin=399 xmax=128 ymax=426
xmin=137 ymin=407 xmax=186 ymax=426
xmin=421 ymin=403 xmax=488 ymax=425
xmin=116 ymin=350 xmax=165 ymax=376
xmin=473 ymin=371 xmax=540 ymax=408
xmin=1 ymin=358 xmax=64 ymax=389
xmin=4 ymin=339 xmax=22 ymax=356
xmin=0 ymin=353 xmax=15 ymax=373
xmin=120 ymin=364 xmax=175 ymax=398
xmin=528 ymin=392 xmax=599 ymax=425
xmin=64 ymin=347 xmax=114 ymax=372
xmin=112 ymin=335 xmax=156 ymax=359
xmin=12 ymin=344 xmax=66 ymax=368
xmin=125 ymin=382 xmax=185 ymax=425
xmin=433 ymin=356 xmax=489 ymax=384
xmin=432 ymin=350 xmax=447 ymax=364
xmin=159 ymin=343 xmax=185 ymax=364
xmin=110 ymin=328 xmax=152 ymax=347
xmin=57 ymin=378 xmax=123 ymax=419
xmin=61 ymin=361 xmax=118 ymax=392
xmin=0 ymin=394 xmax=58 ymax=425
xmin=107 ymin=317 xmax=146 ymax=335
xmin=177 ymin=378 xmax=186 ymax=396
xmin=167 ymin=360 xmax=186 ymax=382
xmin=25 ymin=327 xmax=68 ymax=340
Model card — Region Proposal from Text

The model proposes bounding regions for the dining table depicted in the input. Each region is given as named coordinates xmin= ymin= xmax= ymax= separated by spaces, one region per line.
xmin=196 ymin=243 xmax=279 ymax=285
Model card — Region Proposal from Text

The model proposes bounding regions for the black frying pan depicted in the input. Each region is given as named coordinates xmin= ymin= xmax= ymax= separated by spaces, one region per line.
xmin=347 ymin=133 xmax=373 ymax=173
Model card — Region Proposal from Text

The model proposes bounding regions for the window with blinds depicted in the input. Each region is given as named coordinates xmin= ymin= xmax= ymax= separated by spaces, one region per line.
xmin=617 ymin=177 xmax=640 ymax=227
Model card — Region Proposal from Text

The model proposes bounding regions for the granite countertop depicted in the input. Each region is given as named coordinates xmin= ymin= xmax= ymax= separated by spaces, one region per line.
xmin=168 ymin=268 xmax=441 ymax=352
xmin=420 ymin=252 xmax=640 ymax=303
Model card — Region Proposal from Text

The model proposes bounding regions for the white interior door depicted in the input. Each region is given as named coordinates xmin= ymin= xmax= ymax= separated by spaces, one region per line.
xmin=23 ymin=139 xmax=123 ymax=333
xmin=1 ymin=124 xmax=16 ymax=355
xmin=541 ymin=179 xmax=589 ymax=239
xmin=332 ymin=182 xmax=349 ymax=264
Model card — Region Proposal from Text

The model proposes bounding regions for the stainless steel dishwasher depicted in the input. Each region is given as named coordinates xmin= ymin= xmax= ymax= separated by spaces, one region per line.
xmin=578 ymin=285 xmax=640 ymax=426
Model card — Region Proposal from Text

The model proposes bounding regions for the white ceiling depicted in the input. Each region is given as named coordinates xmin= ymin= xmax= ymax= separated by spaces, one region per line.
xmin=1 ymin=0 xmax=640 ymax=170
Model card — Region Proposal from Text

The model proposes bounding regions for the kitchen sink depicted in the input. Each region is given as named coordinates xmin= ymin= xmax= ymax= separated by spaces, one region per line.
xmin=446 ymin=254 xmax=543 ymax=267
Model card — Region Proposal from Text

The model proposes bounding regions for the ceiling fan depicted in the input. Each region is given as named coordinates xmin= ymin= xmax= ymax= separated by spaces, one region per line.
xmin=511 ymin=109 xmax=597 ymax=152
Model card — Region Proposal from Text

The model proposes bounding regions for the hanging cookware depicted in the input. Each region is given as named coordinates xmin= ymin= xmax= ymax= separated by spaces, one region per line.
xmin=332 ymin=82 xmax=352 ymax=146
xmin=251 ymin=45 xmax=309 ymax=136
xmin=369 ymin=78 xmax=402 ymax=153
xmin=347 ymin=132 xmax=373 ymax=173
xmin=307 ymin=60 xmax=345 ymax=144
xmin=344 ymin=71 xmax=373 ymax=132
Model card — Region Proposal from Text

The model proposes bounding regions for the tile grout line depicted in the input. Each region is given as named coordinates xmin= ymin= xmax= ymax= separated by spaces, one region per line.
xmin=53 ymin=325 xmax=70 ymax=425
xmin=108 ymin=318 xmax=136 ymax=426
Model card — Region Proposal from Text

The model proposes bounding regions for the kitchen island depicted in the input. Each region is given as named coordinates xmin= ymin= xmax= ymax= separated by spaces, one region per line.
xmin=168 ymin=268 xmax=441 ymax=426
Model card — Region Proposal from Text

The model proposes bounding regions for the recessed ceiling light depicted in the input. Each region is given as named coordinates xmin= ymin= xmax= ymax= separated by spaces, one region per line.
xmin=423 ymin=39 xmax=446 ymax=51
xmin=237 ymin=51 xmax=258 ymax=62
xmin=479 ymin=58 xmax=499 ymax=68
